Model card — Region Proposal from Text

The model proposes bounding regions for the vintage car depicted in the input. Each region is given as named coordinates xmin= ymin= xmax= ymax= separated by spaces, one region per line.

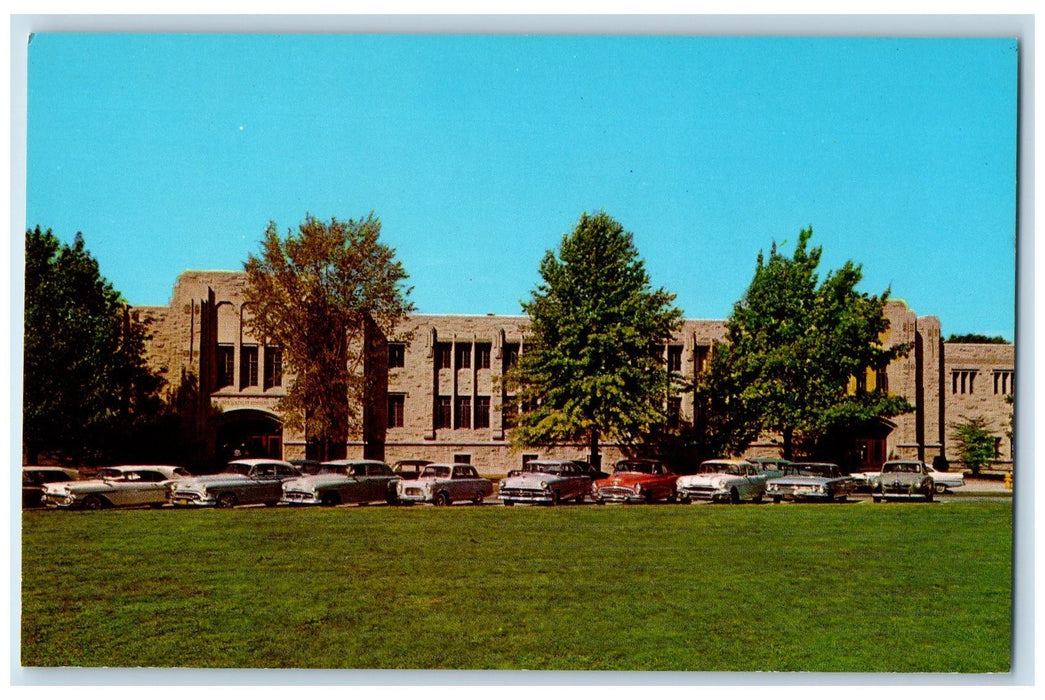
xmin=592 ymin=459 xmax=677 ymax=504
xmin=870 ymin=460 xmax=936 ymax=502
xmin=498 ymin=459 xmax=593 ymax=506
xmin=676 ymin=459 xmax=773 ymax=504
xmin=924 ymin=463 xmax=965 ymax=493
xmin=396 ymin=463 xmax=493 ymax=506
xmin=170 ymin=459 xmax=301 ymax=508
xmin=23 ymin=466 xmax=80 ymax=508
xmin=392 ymin=459 xmax=434 ymax=481
xmin=765 ymin=462 xmax=855 ymax=503
xmin=281 ymin=459 xmax=400 ymax=506
xmin=41 ymin=465 xmax=189 ymax=510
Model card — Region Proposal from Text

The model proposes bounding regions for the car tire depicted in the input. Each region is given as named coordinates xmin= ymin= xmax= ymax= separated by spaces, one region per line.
xmin=679 ymin=495 xmax=691 ymax=504
xmin=935 ymin=483 xmax=947 ymax=495
xmin=472 ymin=492 xmax=485 ymax=505
xmin=926 ymin=486 xmax=934 ymax=503
xmin=729 ymin=488 xmax=740 ymax=504
xmin=321 ymin=492 xmax=340 ymax=507
xmin=595 ymin=496 xmax=605 ymax=505
xmin=753 ymin=493 xmax=763 ymax=504
xmin=550 ymin=490 xmax=561 ymax=506
xmin=503 ymin=500 xmax=515 ymax=507
xmin=83 ymin=495 xmax=105 ymax=511
xmin=574 ymin=494 xmax=585 ymax=504
xmin=873 ymin=495 xmax=882 ymax=503
xmin=435 ymin=491 xmax=451 ymax=507
xmin=773 ymin=496 xmax=782 ymax=504
xmin=217 ymin=492 xmax=237 ymax=508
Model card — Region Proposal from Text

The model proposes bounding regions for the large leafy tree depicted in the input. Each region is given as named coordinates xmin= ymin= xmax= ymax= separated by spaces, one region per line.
xmin=505 ymin=211 xmax=684 ymax=468
xmin=243 ymin=213 xmax=414 ymax=460
xmin=700 ymin=227 xmax=913 ymax=460
xmin=23 ymin=226 xmax=165 ymax=464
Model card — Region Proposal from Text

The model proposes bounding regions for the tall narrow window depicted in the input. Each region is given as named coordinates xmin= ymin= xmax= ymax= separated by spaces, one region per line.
xmin=455 ymin=396 xmax=472 ymax=429
xmin=217 ymin=345 xmax=235 ymax=388
xmin=240 ymin=345 xmax=259 ymax=388
xmin=503 ymin=343 xmax=520 ymax=372
xmin=436 ymin=343 xmax=452 ymax=370
xmin=667 ymin=396 xmax=682 ymax=427
xmin=667 ymin=345 xmax=683 ymax=373
xmin=436 ymin=396 xmax=452 ymax=429
xmin=388 ymin=394 xmax=405 ymax=428
xmin=475 ymin=396 xmax=491 ymax=429
xmin=475 ymin=343 xmax=491 ymax=370
xmin=264 ymin=347 xmax=283 ymax=389
xmin=694 ymin=345 xmax=710 ymax=375
xmin=388 ymin=343 xmax=405 ymax=368
xmin=456 ymin=343 xmax=472 ymax=369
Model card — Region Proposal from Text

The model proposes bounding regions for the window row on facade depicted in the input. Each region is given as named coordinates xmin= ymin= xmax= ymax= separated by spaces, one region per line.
xmin=951 ymin=368 xmax=1015 ymax=395
xmin=216 ymin=344 xmax=283 ymax=391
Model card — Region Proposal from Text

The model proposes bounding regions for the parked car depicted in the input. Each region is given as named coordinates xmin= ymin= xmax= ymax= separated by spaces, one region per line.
xmin=924 ymin=463 xmax=965 ymax=493
xmin=848 ymin=469 xmax=882 ymax=491
xmin=396 ymin=463 xmax=493 ymax=506
xmin=765 ymin=462 xmax=855 ymax=503
xmin=749 ymin=457 xmax=794 ymax=474
xmin=498 ymin=459 xmax=593 ymax=506
xmin=282 ymin=459 xmax=400 ymax=506
xmin=870 ymin=460 xmax=936 ymax=502
xmin=23 ymin=467 xmax=80 ymax=508
xmin=676 ymin=459 xmax=772 ymax=504
xmin=41 ymin=465 xmax=189 ymax=510
xmin=392 ymin=459 xmax=433 ymax=481
xmin=592 ymin=459 xmax=677 ymax=504
xmin=171 ymin=459 xmax=301 ymax=507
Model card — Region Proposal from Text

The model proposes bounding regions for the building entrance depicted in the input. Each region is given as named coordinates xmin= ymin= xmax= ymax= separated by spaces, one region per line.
xmin=212 ymin=409 xmax=283 ymax=463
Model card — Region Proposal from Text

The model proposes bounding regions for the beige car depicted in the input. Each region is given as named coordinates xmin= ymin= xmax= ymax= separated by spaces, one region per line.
xmin=396 ymin=463 xmax=493 ymax=506
xmin=42 ymin=465 xmax=189 ymax=510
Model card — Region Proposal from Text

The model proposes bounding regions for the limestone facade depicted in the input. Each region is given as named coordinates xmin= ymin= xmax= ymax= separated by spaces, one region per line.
xmin=135 ymin=271 xmax=1014 ymax=475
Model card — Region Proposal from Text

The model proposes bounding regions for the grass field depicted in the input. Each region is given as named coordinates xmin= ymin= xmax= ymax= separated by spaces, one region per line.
xmin=21 ymin=500 xmax=1012 ymax=672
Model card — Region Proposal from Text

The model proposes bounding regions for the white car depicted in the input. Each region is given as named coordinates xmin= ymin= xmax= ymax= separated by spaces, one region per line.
xmin=42 ymin=465 xmax=189 ymax=510
xmin=924 ymin=464 xmax=965 ymax=493
xmin=676 ymin=459 xmax=772 ymax=504
xmin=396 ymin=463 xmax=493 ymax=506
xmin=498 ymin=459 xmax=592 ymax=506
xmin=171 ymin=459 xmax=300 ymax=508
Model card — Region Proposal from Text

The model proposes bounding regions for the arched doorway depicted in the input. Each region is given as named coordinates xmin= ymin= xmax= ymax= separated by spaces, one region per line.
xmin=211 ymin=408 xmax=283 ymax=463
xmin=848 ymin=417 xmax=897 ymax=474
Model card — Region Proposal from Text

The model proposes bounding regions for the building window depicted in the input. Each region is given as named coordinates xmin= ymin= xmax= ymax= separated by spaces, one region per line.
xmin=264 ymin=347 xmax=283 ymax=389
xmin=388 ymin=394 xmax=405 ymax=428
xmin=952 ymin=370 xmax=978 ymax=394
xmin=667 ymin=345 xmax=683 ymax=373
xmin=456 ymin=343 xmax=472 ymax=369
xmin=388 ymin=343 xmax=405 ymax=368
xmin=240 ymin=345 xmax=259 ymax=388
xmin=454 ymin=454 xmax=471 ymax=464
xmin=475 ymin=396 xmax=491 ymax=429
xmin=875 ymin=367 xmax=888 ymax=393
xmin=695 ymin=345 xmax=710 ymax=375
xmin=667 ymin=396 xmax=682 ymax=427
xmin=503 ymin=343 xmax=520 ymax=372
xmin=994 ymin=369 xmax=1014 ymax=395
xmin=502 ymin=397 xmax=519 ymax=429
xmin=436 ymin=343 xmax=452 ymax=370
xmin=455 ymin=396 xmax=472 ymax=429
xmin=436 ymin=396 xmax=452 ymax=429
xmin=476 ymin=343 xmax=491 ymax=370
xmin=522 ymin=454 xmax=538 ymax=468
xmin=217 ymin=345 xmax=235 ymax=388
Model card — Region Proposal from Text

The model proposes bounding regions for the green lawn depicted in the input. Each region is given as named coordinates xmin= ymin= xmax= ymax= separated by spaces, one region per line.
xmin=21 ymin=500 xmax=1012 ymax=672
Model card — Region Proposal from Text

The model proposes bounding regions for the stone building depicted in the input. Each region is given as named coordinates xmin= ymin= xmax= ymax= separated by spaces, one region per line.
xmin=133 ymin=270 xmax=1015 ymax=475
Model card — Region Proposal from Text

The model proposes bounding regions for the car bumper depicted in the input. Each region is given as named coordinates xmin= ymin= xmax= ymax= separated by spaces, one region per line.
xmin=499 ymin=490 xmax=556 ymax=504
xmin=678 ymin=487 xmax=729 ymax=502
xmin=170 ymin=494 xmax=216 ymax=507
xmin=41 ymin=494 xmax=80 ymax=508
xmin=594 ymin=490 xmax=643 ymax=503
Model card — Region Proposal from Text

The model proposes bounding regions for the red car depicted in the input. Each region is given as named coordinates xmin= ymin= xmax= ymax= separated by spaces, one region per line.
xmin=592 ymin=459 xmax=677 ymax=504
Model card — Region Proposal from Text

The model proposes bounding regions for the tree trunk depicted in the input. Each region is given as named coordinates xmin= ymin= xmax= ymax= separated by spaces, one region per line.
xmin=782 ymin=427 xmax=793 ymax=461
xmin=589 ymin=427 xmax=601 ymax=472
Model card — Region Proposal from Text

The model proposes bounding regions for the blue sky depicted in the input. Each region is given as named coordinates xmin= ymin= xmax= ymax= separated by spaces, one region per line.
xmin=24 ymin=33 xmax=1018 ymax=338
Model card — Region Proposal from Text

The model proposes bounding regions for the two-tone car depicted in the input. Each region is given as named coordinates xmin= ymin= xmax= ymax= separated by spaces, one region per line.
xmin=676 ymin=459 xmax=773 ymax=504
xmin=42 ymin=465 xmax=189 ymax=510
xmin=392 ymin=459 xmax=433 ymax=481
xmin=870 ymin=460 xmax=936 ymax=502
xmin=924 ymin=463 xmax=965 ymax=494
xmin=765 ymin=462 xmax=855 ymax=503
xmin=592 ymin=459 xmax=677 ymax=504
xmin=23 ymin=466 xmax=80 ymax=508
xmin=171 ymin=459 xmax=301 ymax=508
xmin=396 ymin=463 xmax=493 ymax=506
xmin=281 ymin=459 xmax=400 ymax=506
xmin=498 ymin=459 xmax=593 ymax=506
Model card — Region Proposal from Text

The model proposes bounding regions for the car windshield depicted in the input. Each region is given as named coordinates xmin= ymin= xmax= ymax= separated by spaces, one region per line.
xmin=883 ymin=462 xmax=919 ymax=474
xmin=98 ymin=468 xmax=124 ymax=480
xmin=523 ymin=462 xmax=564 ymax=475
xmin=421 ymin=466 xmax=451 ymax=478
xmin=227 ymin=463 xmax=254 ymax=475
xmin=615 ymin=461 xmax=654 ymax=474
xmin=793 ymin=464 xmax=838 ymax=477
xmin=700 ymin=462 xmax=739 ymax=475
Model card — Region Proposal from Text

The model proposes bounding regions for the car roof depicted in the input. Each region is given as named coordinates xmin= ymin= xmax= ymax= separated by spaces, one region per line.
xmin=102 ymin=465 xmax=184 ymax=472
xmin=321 ymin=459 xmax=389 ymax=466
xmin=228 ymin=459 xmax=294 ymax=467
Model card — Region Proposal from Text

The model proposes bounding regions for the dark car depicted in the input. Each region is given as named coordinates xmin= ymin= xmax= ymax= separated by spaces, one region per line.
xmin=23 ymin=467 xmax=80 ymax=508
xmin=765 ymin=462 xmax=855 ymax=503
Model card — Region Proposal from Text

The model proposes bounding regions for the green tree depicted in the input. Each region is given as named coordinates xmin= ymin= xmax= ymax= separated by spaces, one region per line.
xmin=243 ymin=214 xmax=414 ymax=460
xmin=945 ymin=333 xmax=1010 ymax=344
xmin=951 ymin=416 xmax=997 ymax=476
xmin=505 ymin=211 xmax=684 ymax=468
xmin=700 ymin=227 xmax=913 ymax=460
xmin=23 ymin=226 xmax=165 ymax=464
